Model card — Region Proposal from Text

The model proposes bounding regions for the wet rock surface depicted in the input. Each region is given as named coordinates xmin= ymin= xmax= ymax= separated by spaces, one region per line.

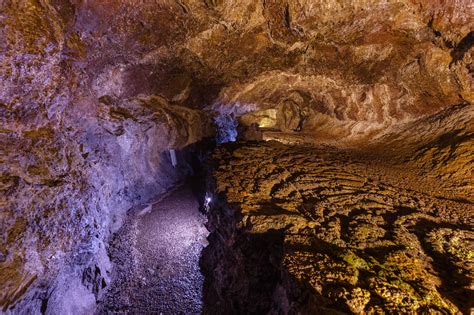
xmin=97 ymin=184 xmax=208 ymax=314
xmin=203 ymin=140 xmax=473 ymax=314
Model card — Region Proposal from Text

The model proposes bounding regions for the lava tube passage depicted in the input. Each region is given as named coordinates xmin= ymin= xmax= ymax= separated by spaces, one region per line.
xmin=2 ymin=1 xmax=473 ymax=314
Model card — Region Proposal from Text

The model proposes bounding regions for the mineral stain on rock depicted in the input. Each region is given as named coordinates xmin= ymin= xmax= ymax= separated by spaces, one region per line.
xmin=1 ymin=0 xmax=473 ymax=314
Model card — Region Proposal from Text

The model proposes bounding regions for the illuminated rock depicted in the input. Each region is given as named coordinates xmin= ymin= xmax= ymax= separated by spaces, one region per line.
xmin=0 ymin=0 xmax=472 ymax=312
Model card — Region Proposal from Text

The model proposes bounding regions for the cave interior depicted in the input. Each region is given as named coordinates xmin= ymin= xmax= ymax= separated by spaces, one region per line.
xmin=1 ymin=0 xmax=473 ymax=314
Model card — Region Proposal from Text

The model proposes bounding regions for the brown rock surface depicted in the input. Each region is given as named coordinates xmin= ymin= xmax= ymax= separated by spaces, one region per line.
xmin=0 ymin=0 xmax=472 ymax=312
xmin=203 ymin=140 xmax=473 ymax=314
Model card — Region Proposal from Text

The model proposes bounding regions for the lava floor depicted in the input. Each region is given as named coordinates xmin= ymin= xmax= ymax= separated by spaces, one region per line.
xmin=97 ymin=185 xmax=209 ymax=314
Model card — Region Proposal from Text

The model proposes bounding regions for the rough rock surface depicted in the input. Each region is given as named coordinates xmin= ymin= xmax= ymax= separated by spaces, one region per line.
xmin=1 ymin=95 xmax=212 ymax=313
xmin=203 ymin=140 xmax=473 ymax=314
xmin=260 ymin=102 xmax=474 ymax=203
xmin=1 ymin=0 xmax=473 ymax=312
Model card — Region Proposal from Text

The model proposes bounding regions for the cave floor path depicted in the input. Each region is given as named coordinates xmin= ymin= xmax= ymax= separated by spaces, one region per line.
xmin=97 ymin=184 xmax=209 ymax=314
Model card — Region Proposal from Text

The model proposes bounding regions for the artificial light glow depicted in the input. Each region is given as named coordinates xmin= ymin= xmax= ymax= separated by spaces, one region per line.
xmin=204 ymin=193 xmax=212 ymax=212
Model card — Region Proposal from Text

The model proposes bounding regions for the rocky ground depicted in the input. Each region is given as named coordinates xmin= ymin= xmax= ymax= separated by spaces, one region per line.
xmin=97 ymin=184 xmax=209 ymax=314
xmin=202 ymin=140 xmax=474 ymax=314
xmin=1 ymin=0 xmax=472 ymax=312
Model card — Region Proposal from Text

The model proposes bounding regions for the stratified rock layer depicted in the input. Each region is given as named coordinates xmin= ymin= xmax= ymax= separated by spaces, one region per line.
xmin=203 ymin=141 xmax=473 ymax=314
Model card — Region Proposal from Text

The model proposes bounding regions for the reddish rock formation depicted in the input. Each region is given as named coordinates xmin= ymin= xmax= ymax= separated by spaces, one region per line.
xmin=0 ymin=0 xmax=472 ymax=313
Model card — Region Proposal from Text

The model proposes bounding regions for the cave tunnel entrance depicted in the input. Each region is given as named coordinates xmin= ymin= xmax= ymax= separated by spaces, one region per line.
xmin=96 ymin=140 xmax=214 ymax=314
xmin=94 ymin=114 xmax=283 ymax=314
xmin=96 ymin=103 xmax=473 ymax=315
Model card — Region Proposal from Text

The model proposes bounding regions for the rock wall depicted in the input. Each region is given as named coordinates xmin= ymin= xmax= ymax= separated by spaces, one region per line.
xmin=1 ymin=1 xmax=213 ymax=312
xmin=2 ymin=92 xmax=212 ymax=313
xmin=0 ymin=0 xmax=472 ymax=312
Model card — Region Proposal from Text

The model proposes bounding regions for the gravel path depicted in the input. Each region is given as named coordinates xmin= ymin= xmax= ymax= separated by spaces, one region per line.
xmin=97 ymin=185 xmax=209 ymax=314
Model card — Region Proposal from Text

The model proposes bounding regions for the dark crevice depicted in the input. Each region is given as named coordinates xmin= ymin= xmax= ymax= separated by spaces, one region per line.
xmin=284 ymin=3 xmax=291 ymax=28
xmin=409 ymin=220 xmax=473 ymax=313
xmin=40 ymin=297 xmax=48 ymax=314
xmin=451 ymin=31 xmax=474 ymax=64
xmin=427 ymin=17 xmax=442 ymax=38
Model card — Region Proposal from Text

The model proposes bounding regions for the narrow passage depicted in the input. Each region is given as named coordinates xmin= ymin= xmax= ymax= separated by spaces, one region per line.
xmin=98 ymin=184 xmax=209 ymax=314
